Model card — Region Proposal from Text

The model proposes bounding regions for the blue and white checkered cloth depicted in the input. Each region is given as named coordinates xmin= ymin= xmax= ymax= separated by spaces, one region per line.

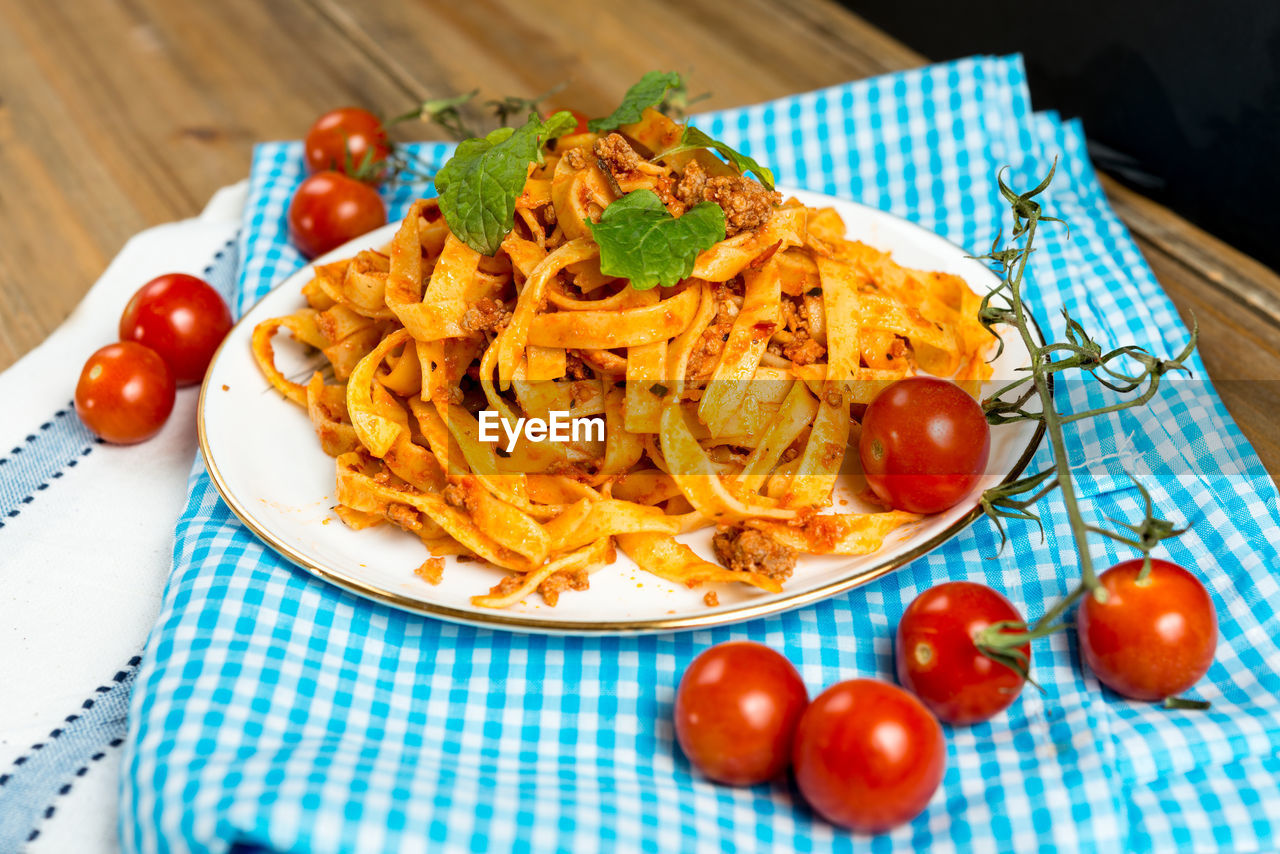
xmin=120 ymin=55 xmax=1280 ymax=852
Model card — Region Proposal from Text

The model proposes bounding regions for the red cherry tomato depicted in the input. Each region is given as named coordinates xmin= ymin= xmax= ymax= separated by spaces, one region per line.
xmin=896 ymin=581 xmax=1028 ymax=724
xmin=74 ymin=342 xmax=175 ymax=444
xmin=287 ymin=171 xmax=387 ymax=260
xmin=564 ymin=108 xmax=591 ymax=135
xmin=304 ymin=107 xmax=392 ymax=182
xmin=674 ymin=642 xmax=809 ymax=786
xmin=792 ymin=679 xmax=946 ymax=834
xmin=1077 ymin=559 xmax=1217 ymax=701
xmin=119 ymin=273 xmax=232 ymax=387
xmin=859 ymin=377 xmax=991 ymax=514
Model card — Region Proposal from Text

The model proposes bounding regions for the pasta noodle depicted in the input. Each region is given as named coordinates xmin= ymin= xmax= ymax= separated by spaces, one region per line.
xmin=252 ymin=107 xmax=994 ymax=609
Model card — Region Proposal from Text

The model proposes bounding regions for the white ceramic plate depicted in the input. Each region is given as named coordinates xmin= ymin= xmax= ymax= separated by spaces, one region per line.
xmin=199 ymin=189 xmax=1043 ymax=634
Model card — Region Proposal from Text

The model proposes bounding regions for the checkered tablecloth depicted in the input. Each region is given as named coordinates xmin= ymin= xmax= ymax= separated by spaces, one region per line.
xmin=119 ymin=55 xmax=1280 ymax=852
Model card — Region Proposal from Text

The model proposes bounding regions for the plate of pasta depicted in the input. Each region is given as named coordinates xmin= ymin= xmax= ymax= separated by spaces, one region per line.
xmin=200 ymin=98 xmax=1043 ymax=633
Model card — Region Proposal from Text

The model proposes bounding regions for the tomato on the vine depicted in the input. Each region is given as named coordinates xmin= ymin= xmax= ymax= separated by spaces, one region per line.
xmin=75 ymin=342 xmax=175 ymax=444
xmin=287 ymin=171 xmax=387 ymax=260
xmin=674 ymin=642 xmax=809 ymax=786
xmin=896 ymin=581 xmax=1028 ymax=724
xmin=1077 ymin=559 xmax=1217 ymax=701
xmin=119 ymin=273 xmax=232 ymax=387
xmin=859 ymin=376 xmax=991 ymax=514
xmin=304 ymin=107 xmax=392 ymax=182
xmin=792 ymin=679 xmax=946 ymax=834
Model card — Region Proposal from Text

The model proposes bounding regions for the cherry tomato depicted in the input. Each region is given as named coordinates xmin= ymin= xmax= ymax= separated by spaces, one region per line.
xmin=859 ymin=377 xmax=991 ymax=514
xmin=1077 ymin=559 xmax=1217 ymax=701
xmin=792 ymin=679 xmax=946 ymax=834
xmin=304 ymin=107 xmax=392 ymax=181
xmin=563 ymin=108 xmax=591 ymax=135
xmin=896 ymin=581 xmax=1028 ymax=724
xmin=75 ymin=342 xmax=175 ymax=444
xmin=674 ymin=641 xmax=809 ymax=786
xmin=119 ymin=273 xmax=232 ymax=387
xmin=287 ymin=171 xmax=387 ymax=260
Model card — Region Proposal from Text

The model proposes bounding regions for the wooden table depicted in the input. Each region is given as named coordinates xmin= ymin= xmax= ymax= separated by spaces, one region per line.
xmin=3 ymin=0 xmax=1277 ymax=482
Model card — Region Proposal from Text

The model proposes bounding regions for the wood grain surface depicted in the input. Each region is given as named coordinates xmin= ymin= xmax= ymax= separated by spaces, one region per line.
xmin=1 ymin=0 xmax=1276 ymax=479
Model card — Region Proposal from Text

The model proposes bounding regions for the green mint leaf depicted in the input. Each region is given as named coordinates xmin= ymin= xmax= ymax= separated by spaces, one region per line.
xmin=541 ymin=110 xmax=579 ymax=144
xmin=433 ymin=111 xmax=576 ymax=256
xmin=588 ymin=71 xmax=683 ymax=133
xmin=659 ymin=126 xmax=775 ymax=190
xmin=587 ymin=189 xmax=726 ymax=290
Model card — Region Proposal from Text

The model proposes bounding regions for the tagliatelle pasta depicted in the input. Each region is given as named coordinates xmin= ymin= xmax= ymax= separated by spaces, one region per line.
xmin=252 ymin=106 xmax=994 ymax=609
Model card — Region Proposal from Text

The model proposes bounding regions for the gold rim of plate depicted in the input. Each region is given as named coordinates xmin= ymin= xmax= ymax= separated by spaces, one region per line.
xmin=196 ymin=217 xmax=1048 ymax=636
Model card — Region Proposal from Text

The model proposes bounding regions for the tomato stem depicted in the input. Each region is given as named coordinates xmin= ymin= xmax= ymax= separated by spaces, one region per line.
xmin=975 ymin=578 xmax=1089 ymax=653
xmin=971 ymin=163 xmax=1196 ymax=672
xmin=1163 ymin=696 xmax=1212 ymax=711
xmin=971 ymin=621 xmax=1045 ymax=692
xmin=976 ymin=164 xmax=1102 ymax=590
xmin=390 ymin=91 xmax=482 ymax=139
xmin=389 ymin=82 xmax=572 ymax=141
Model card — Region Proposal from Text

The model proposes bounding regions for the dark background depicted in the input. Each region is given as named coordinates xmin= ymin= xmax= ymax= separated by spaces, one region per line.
xmin=844 ymin=0 xmax=1280 ymax=271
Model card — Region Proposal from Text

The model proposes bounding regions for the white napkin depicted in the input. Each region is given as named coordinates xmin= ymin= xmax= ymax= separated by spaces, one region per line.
xmin=0 ymin=184 xmax=246 ymax=852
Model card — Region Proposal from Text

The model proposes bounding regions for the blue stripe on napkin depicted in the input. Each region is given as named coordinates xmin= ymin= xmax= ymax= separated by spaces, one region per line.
xmin=0 ymin=409 xmax=97 ymax=527
xmin=0 ymin=236 xmax=242 ymax=847
xmin=0 ymin=659 xmax=140 ymax=849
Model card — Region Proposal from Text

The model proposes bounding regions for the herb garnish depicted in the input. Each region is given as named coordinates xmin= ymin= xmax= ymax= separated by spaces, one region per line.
xmin=588 ymin=71 xmax=684 ymax=133
xmin=431 ymin=73 xmax=767 ymax=286
xmin=433 ymin=111 xmax=577 ymax=255
xmin=587 ymin=190 xmax=726 ymax=290
xmin=657 ymin=126 xmax=776 ymax=190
